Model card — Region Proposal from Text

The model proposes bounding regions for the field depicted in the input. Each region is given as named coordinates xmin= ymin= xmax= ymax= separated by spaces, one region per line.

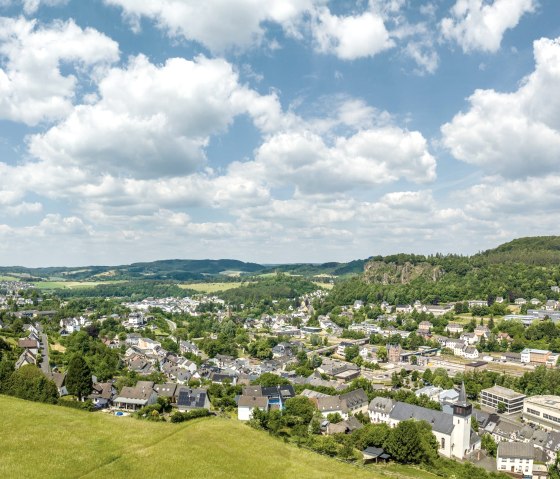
xmin=0 ymin=395 xmax=437 ymax=479
xmin=178 ymin=282 xmax=248 ymax=293
xmin=0 ymin=275 xmax=20 ymax=281
xmin=34 ymin=280 xmax=125 ymax=290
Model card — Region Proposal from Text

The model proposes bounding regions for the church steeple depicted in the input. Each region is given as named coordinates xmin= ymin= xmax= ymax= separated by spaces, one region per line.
xmin=453 ymin=382 xmax=472 ymax=417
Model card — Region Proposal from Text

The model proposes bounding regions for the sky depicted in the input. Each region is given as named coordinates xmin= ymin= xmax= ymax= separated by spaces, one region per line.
xmin=0 ymin=0 xmax=559 ymax=267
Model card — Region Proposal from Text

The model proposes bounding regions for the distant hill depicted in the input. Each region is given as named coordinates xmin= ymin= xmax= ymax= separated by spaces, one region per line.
xmin=0 ymin=259 xmax=265 ymax=282
xmin=473 ymin=236 xmax=560 ymax=265
xmin=1 ymin=235 xmax=558 ymax=284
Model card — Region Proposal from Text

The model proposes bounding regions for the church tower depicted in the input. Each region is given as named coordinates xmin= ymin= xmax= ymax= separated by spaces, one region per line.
xmin=451 ymin=382 xmax=472 ymax=459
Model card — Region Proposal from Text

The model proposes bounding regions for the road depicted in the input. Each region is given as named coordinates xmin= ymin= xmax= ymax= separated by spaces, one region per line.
xmin=165 ymin=318 xmax=177 ymax=332
xmin=40 ymin=333 xmax=50 ymax=375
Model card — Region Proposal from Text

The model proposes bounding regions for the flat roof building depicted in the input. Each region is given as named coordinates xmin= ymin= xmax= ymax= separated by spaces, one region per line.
xmin=480 ymin=385 xmax=525 ymax=415
xmin=523 ymin=395 xmax=560 ymax=432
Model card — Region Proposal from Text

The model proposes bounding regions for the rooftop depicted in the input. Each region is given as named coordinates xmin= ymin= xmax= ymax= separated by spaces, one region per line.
xmin=481 ymin=385 xmax=526 ymax=400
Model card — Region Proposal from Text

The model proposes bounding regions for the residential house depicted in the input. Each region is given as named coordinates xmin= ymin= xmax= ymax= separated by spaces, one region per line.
xmin=48 ymin=371 xmax=68 ymax=397
xmin=418 ymin=321 xmax=432 ymax=334
xmin=177 ymin=387 xmax=210 ymax=412
xmin=496 ymin=442 xmax=535 ymax=476
xmin=369 ymin=397 xmax=395 ymax=424
xmin=113 ymin=381 xmax=158 ymax=411
xmin=88 ymin=382 xmax=116 ymax=408
xmin=336 ymin=341 xmax=354 ymax=356
xmin=179 ymin=340 xmax=201 ymax=356
xmin=445 ymin=323 xmax=464 ymax=335
xmin=154 ymin=383 xmax=179 ymax=403
xmin=238 ymin=395 xmax=268 ymax=421
xmin=315 ymin=388 xmax=368 ymax=419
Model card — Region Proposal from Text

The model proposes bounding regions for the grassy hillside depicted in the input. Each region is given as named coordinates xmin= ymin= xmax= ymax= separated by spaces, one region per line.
xmin=0 ymin=395 xmax=437 ymax=479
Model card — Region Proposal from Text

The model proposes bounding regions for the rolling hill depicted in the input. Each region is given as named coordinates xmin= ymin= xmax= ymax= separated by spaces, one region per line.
xmin=0 ymin=395 xmax=434 ymax=479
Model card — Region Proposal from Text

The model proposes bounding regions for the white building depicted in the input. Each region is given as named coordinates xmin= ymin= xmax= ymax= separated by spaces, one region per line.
xmin=523 ymin=395 xmax=560 ymax=431
xmin=237 ymin=395 xmax=268 ymax=421
xmin=497 ymin=442 xmax=535 ymax=476
xmin=369 ymin=384 xmax=479 ymax=460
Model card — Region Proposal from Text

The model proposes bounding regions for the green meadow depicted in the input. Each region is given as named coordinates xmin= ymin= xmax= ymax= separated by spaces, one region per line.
xmin=0 ymin=395 xmax=437 ymax=479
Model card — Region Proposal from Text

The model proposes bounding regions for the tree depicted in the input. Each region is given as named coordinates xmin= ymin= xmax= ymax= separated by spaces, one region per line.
xmin=383 ymin=420 xmax=438 ymax=464
xmin=327 ymin=412 xmax=343 ymax=424
xmin=253 ymin=372 xmax=290 ymax=387
xmin=0 ymin=360 xmax=15 ymax=393
xmin=377 ymin=346 xmax=388 ymax=362
xmin=6 ymin=365 xmax=58 ymax=404
xmin=66 ymin=355 xmax=92 ymax=400
xmin=481 ymin=433 xmax=497 ymax=457
xmin=345 ymin=345 xmax=359 ymax=362
xmin=284 ymin=396 xmax=316 ymax=424
xmin=497 ymin=402 xmax=506 ymax=414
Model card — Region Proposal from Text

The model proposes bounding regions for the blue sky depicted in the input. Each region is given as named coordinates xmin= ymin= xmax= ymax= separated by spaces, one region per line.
xmin=0 ymin=0 xmax=559 ymax=266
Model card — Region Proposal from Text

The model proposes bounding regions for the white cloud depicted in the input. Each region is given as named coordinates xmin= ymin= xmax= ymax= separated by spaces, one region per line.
xmin=441 ymin=0 xmax=535 ymax=53
xmin=441 ymin=36 xmax=560 ymax=178
xmin=21 ymin=0 xmax=68 ymax=14
xmin=103 ymin=0 xmax=320 ymax=52
xmin=0 ymin=16 xmax=119 ymax=125
xmin=28 ymin=54 xmax=291 ymax=179
xmin=233 ymin=126 xmax=436 ymax=195
xmin=312 ymin=7 xmax=394 ymax=60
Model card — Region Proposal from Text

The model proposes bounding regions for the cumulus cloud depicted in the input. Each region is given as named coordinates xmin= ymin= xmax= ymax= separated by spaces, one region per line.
xmin=311 ymin=7 xmax=394 ymax=60
xmin=0 ymin=16 xmax=119 ymax=125
xmin=28 ymin=54 xmax=292 ymax=178
xmin=236 ymin=127 xmax=436 ymax=195
xmin=441 ymin=0 xmax=535 ymax=53
xmin=103 ymin=0 xmax=320 ymax=52
xmin=441 ymin=36 xmax=560 ymax=178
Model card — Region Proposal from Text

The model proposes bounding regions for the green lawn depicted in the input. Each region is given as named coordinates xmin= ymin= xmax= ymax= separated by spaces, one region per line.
xmin=0 ymin=395 xmax=437 ymax=479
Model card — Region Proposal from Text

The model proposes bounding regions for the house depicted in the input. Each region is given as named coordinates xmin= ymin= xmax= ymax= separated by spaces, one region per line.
xmin=179 ymin=340 xmax=201 ymax=356
xmin=418 ymin=321 xmax=432 ymax=333
xmin=353 ymin=300 xmax=364 ymax=310
xmin=496 ymin=442 xmax=535 ymax=476
xmin=463 ymin=346 xmax=479 ymax=360
xmin=238 ymin=395 xmax=268 ymax=421
xmin=176 ymin=387 xmax=210 ymax=412
xmin=48 ymin=371 xmax=68 ymax=397
xmin=336 ymin=342 xmax=354 ymax=356
xmin=395 ymin=304 xmax=413 ymax=314
xmin=468 ymin=300 xmax=488 ymax=308
xmin=209 ymin=372 xmax=237 ymax=386
xmin=369 ymin=397 xmax=395 ymax=424
xmin=113 ymin=381 xmax=158 ymax=411
xmin=445 ymin=323 xmax=463 ymax=335
xmin=325 ymin=416 xmax=363 ymax=435
xmin=359 ymin=344 xmax=378 ymax=361
xmin=15 ymin=349 xmax=37 ymax=369
xmin=17 ymin=338 xmax=40 ymax=354
xmin=315 ymin=388 xmax=368 ymax=419
xmin=88 ymin=382 xmax=116 ymax=408
xmin=415 ymin=385 xmax=443 ymax=402
xmin=272 ymin=342 xmax=293 ymax=358
xmin=154 ymin=383 xmax=179 ymax=403
xmin=515 ymin=298 xmax=527 ymax=305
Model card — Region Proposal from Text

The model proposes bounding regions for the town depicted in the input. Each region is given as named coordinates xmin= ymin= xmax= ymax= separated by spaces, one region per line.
xmin=2 ymin=275 xmax=560 ymax=479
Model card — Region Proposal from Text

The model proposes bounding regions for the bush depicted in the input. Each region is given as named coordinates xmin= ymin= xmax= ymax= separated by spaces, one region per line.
xmin=170 ymin=408 xmax=211 ymax=423
xmin=57 ymin=398 xmax=94 ymax=411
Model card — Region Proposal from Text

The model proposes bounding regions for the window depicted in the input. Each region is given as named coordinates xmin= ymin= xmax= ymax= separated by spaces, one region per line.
xmin=441 ymin=437 xmax=445 ymax=449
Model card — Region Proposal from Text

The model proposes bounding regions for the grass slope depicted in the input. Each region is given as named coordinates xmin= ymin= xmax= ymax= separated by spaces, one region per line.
xmin=0 ymin=396 xmax=437 ymax=479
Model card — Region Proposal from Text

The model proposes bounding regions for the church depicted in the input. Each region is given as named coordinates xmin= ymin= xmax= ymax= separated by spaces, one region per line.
xmin=369 ymin=383 xmax=481 ymax=460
